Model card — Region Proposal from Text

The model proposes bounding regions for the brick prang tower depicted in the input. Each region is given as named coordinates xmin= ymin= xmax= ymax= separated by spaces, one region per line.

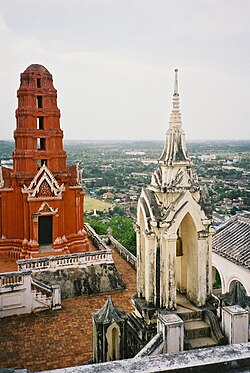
xmin=0 ymin=64 xmax=89 ymax=258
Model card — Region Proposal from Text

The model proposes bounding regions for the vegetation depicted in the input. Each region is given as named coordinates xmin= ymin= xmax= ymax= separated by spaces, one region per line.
xmin=85 ymin=215 xmax=136 ymax=255
xmin=1 ymin=139 xmax=249 ymax=255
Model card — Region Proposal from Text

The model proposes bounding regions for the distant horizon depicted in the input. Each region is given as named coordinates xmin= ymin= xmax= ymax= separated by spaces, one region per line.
xmin=1 ymin=138 xmax=250 ymax=143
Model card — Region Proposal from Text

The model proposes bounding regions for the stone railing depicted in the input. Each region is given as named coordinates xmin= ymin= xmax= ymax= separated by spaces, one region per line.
xmin=0 ymin=270 xmax=30 ymax=292
xmin=84 ymin=223 xmax=107 ymax=250
xmin=40 ymin=343 xmax=250 ymax=373
xmin=0 ymin=270 xmax=61 ymax=317
xmin=135 ymin=332 xmax=164 ymax=357
xmin=85 ymin=223 xmax=137 ymax=269
xmin=31 ymin=278 xmax=61 ymax=310
xmin=17 ymin=249 xmax=113 ymax=272
xmin=109 ymin=236 xmax=137 ymax=270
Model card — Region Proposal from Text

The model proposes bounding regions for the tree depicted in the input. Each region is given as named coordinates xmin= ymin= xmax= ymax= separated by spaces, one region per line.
xmin=109 ymin=216 xmax=136 ymax=255
xmin=85 ymin=215 xmax=136 ymax=255
xmin=85 ymin=217 xmax=107 ymax=235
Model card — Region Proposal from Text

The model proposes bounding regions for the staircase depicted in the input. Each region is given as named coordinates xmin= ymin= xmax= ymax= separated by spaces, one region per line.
xmin=31 ymin=278 xmax=53 ymax=312
xmin=177 ymin=308 xmax=226 ymax=350
xmin=175 ymin=293 xmax=226 ymax=350
xmin=183 ymin=313 xmax=217 ymax=349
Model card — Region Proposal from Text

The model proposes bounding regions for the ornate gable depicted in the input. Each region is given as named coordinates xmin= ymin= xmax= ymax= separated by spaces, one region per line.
xmin=22 ymin=164 xmax=65 ymax=199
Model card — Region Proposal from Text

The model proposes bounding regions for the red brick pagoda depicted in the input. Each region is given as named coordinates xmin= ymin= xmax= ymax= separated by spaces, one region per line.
xmin=0 ymin=64 xmax=89 ymax=258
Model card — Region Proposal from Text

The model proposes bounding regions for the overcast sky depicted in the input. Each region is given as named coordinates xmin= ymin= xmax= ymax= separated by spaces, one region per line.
xmin=0 ymin=0 xmax=249 ymax=141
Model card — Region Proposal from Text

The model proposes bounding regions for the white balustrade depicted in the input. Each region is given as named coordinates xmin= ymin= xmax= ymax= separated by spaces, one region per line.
xmin=17 ymin=249 xmax=113 ymax=272
xmin=0 ymin=273 xmax=24 ymax=288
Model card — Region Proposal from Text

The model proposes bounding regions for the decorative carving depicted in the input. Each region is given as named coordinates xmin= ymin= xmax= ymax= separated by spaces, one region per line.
xmin=37 ymin=180 xmax=53 ymax=197
xmin=38 ymin=202 xmax=58 ymax=215
xmin=32 ymin=214 xmax=38 ymax=222
xmin=145 ymin=229 xmax=155 ymax=238
xmin=22 ymin=164 xmax=65 ymax=199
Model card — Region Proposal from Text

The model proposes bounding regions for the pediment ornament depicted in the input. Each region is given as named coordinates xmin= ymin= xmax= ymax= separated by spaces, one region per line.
xmin=38 ymin=202 xmax=58 ymax=214
xmin=22 ymin=164 xmax=65 ymax=198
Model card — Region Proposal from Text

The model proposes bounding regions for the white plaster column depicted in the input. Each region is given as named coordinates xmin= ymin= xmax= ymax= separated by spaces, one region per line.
xmin=157 ymin=313 xmax=184 ymax=353
xmin=51 ymin=284 xmax=62 ymax=310
xmin=196 ymin=231 xmax=208 ymax=307
xmin=207 ymin=227 xmax=213 ymax=296
xmin=136 ymin=224 xmax=143 ymax=297
xmin=144 ymin=231 xmax=156 ymax=305
xmin=23 ymin=272 xmax=33 ymax=313
xmin=137 ymin=227 xmax=146 ymax=298
xmin=160 ymin=235 xmax=168 ymax=308
xmin=168 ymin=237 xmax=177 ymax=309
xmin=162 ymin=234 xmax=177 ymax=309
xmin=222 ymin=305 xmax=249 ymax=344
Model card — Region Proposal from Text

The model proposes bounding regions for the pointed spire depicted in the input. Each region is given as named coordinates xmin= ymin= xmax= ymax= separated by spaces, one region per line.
xmin=150 ymin=69 xmax=200 ymax=192
xmin=169 ymin=68 xmax=182 ymax=129
xmin=158 ymin=69 xmax=189 ymax=164
xmin=174 ymin=68 xmax=179 ymax=95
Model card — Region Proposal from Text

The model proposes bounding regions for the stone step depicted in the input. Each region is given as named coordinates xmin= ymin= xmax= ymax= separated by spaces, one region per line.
xmin=189 ymin=337 xmax=217 ymax=349
xmin=177 ymin=310 xmax=203 ymax=322
xmin=184 ymin=320 xmax=210 ymax=339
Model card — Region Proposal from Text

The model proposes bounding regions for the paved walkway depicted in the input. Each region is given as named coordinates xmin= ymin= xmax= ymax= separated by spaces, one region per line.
xmin=0 ymin=247 xmax=137 ymax=372
xmin=0 ymin=257 xmax=18 ymax=273
xmin=0 ymin=241 xmax=99 ymax=274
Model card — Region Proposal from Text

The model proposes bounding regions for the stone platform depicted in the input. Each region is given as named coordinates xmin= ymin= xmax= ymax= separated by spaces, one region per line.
xmin=0 ymin=246 xmax=137 ymax=372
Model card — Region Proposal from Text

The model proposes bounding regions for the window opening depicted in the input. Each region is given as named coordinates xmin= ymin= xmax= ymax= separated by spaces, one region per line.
xmin=37 ymin=138 xmax=46 ymax=150
xmin=37 ymin=159 xmax=47 ymax=169
xmin=37 ymin=78 xmax=41 ymax=88
xmin=176 ymin=230 xmax=183 ymax=256
xmin=37 ymin=117 xmax=44 ymax=130
xmin=37 ymin=96 xmax=43 ymax=108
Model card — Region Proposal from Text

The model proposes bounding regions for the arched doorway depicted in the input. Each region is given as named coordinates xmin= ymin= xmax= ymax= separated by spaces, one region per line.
xmin=229 ymin=280 xmax=247 ymax=296
xmin=175 ymin=213 xmax=198 ymax=304
xmin=212 ymin=266 xmax=222 ymax=296
xmin=106 ymin=323 xmax=120 ymax=361
xmin=38 ymin=215 xmax=53 ymax=247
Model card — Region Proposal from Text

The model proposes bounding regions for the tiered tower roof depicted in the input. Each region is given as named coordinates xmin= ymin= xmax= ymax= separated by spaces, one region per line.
xmin=13 ymin=63 xmax=66 ymax=180
xmin=150 ymin=69 xmax=199 ymax=193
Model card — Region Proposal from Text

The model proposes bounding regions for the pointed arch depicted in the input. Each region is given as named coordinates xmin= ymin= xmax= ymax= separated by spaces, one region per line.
xmin=166 ymin=191 xmax=208 ymax=238
xmin=106 ymin=322 xmax=120 ymax=361
xmin=212 ymin=265 xmax=224 ymax=295
xmin=174 ymin=212 xmax=199 ymax=301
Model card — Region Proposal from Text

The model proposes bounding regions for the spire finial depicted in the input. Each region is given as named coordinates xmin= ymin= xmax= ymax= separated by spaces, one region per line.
xmin=174 ymin=68 xmax=178 ymax=95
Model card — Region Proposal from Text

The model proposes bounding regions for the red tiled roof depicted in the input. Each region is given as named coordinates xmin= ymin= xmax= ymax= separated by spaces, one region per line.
xmin=212 ymin=215 xmax=250 ymax=270
xmin=0 ymin=247 xmax=136 ymax=372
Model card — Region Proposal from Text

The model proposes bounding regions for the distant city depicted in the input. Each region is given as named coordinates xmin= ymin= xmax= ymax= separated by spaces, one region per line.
xmin=1 ymin=139 xmax=249 ymax=223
